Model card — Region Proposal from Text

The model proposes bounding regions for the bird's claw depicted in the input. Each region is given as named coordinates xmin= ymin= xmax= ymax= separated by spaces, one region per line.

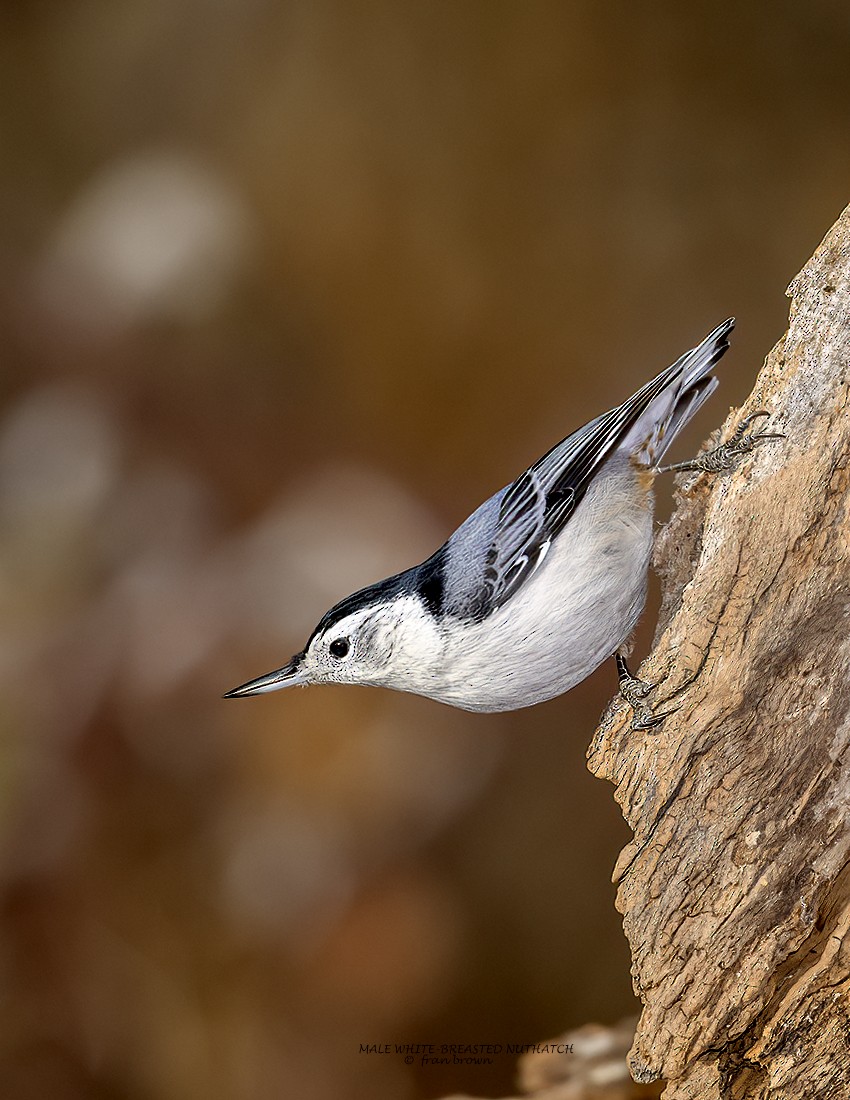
xmin=660 ymin=410 xmax=784 ymax=475
xmin=615 ymin=652 xmax=673 ymax=731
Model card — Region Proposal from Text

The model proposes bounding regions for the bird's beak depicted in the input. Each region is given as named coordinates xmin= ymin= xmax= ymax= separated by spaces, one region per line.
xmin=223 ymin=653 xmax=308 ymax=698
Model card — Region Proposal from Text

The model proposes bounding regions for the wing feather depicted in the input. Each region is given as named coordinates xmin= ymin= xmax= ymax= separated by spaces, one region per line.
xmin=481 ymin=467 xmax=548 ymax=608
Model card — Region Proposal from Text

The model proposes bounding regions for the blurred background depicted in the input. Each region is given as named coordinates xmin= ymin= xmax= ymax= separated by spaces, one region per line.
xmin=0 ymin=3 xmax=848 ymax=1098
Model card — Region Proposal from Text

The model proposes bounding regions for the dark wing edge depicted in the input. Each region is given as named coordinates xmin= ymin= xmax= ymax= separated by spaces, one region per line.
xmin=480 ymin=467 xmax=548 ymax=609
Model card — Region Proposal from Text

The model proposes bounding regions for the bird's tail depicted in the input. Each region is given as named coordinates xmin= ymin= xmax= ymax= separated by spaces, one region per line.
xmin=623 ymin=317 xmax=734 ymax=468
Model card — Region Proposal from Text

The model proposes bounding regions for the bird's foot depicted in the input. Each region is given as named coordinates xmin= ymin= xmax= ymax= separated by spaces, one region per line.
xmin=615 ymin=652 xmax=673 ymax=732
xmin=659 ymin=410 xmax=784 ymax=475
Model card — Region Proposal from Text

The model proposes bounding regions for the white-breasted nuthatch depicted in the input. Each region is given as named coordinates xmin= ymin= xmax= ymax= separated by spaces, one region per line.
xmin=226 ymin=319 xmax=778 ymax=719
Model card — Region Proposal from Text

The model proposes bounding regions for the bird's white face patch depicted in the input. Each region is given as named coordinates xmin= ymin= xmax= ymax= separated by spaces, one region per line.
xmin=301 ymin=596 xmax=445 ymax=695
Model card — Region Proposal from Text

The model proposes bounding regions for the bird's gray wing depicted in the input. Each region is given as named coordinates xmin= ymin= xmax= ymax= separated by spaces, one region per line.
xmin=447 ymin=319 xmax=734 ymax=618
xmin=480 ymin=466 xmax=549 ymax=605
xmin=479 ymin=411 xmax=617 ymax=612
xmin=481 ymin=356 xmax=712 ymax=610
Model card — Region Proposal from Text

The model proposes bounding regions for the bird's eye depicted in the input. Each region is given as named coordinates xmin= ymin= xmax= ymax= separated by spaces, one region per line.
xmin=329 ymin=638 xmax=350 ymax=659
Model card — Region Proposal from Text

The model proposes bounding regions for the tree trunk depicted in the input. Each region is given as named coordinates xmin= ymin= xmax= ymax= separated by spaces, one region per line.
xmin=587 ymin=202 xmax=850 ymax=1098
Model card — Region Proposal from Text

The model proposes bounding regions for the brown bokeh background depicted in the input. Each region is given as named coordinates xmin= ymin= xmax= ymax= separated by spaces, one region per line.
xmin=0 ymin=4 xmax=848 ymax=1099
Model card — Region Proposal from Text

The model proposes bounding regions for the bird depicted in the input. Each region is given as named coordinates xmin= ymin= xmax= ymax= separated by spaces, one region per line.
xmin=225 ymin=318 xmax=779 ymax=720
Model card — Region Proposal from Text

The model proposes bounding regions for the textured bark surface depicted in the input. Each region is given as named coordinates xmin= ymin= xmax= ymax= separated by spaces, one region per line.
xmin=587 ymin=204 xmax=850 ymax=1098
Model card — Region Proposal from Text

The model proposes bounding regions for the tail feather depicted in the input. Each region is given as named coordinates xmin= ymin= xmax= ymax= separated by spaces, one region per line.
xmin=625 ymin=317 xmax=734 ymax=467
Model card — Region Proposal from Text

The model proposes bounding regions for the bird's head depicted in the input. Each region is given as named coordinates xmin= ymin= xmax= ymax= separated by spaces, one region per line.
xmin=225 ymin=575 xmax=445 ymax=700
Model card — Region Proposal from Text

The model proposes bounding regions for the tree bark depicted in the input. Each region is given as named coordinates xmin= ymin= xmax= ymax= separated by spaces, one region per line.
xmin=587 ymin=203 xmax=850 ymax=1098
